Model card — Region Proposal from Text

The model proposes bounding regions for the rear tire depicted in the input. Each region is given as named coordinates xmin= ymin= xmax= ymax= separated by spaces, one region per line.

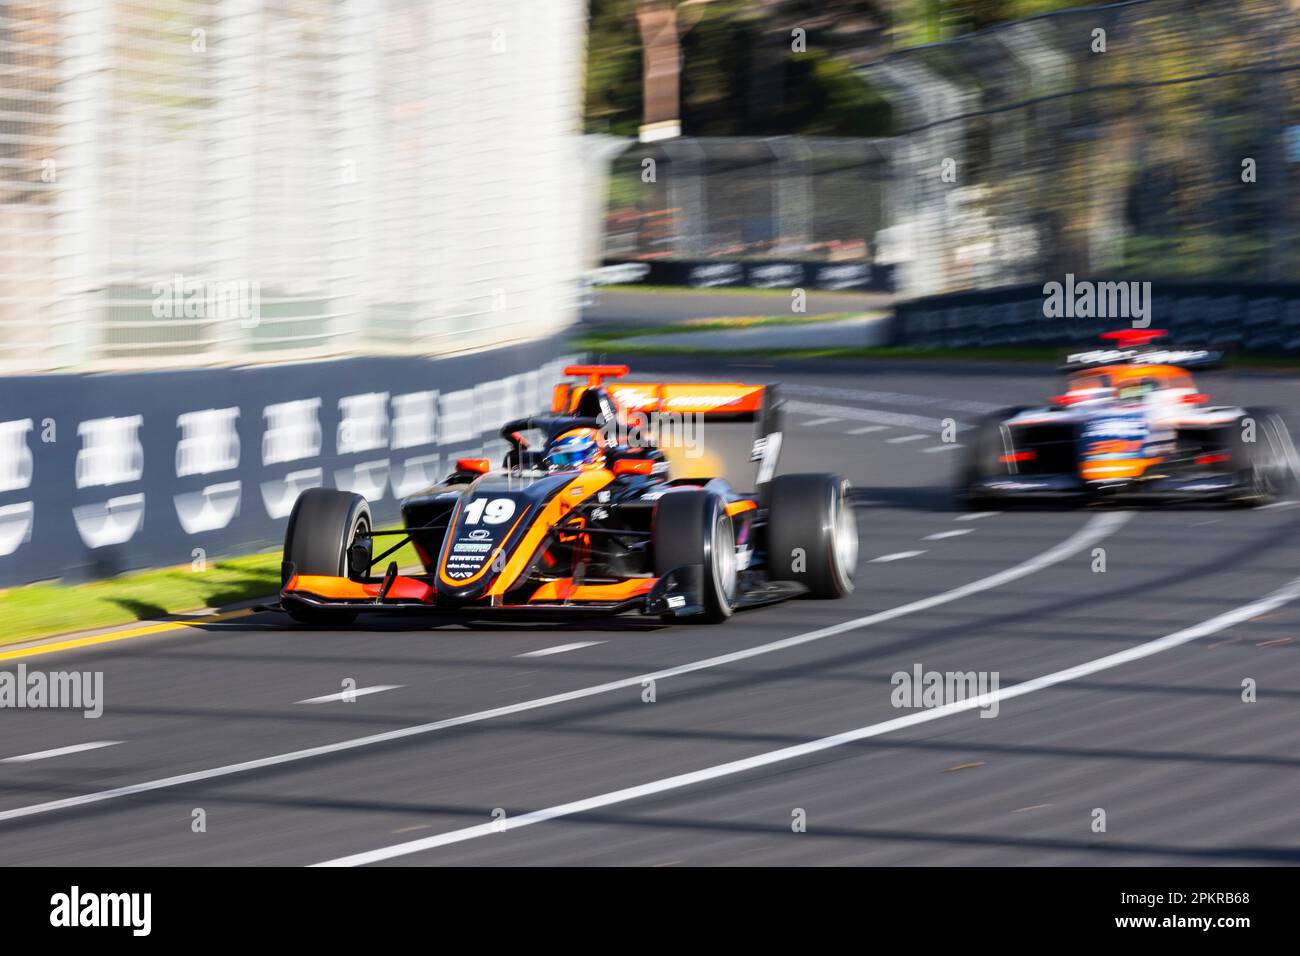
xmin=766 ymin=473 xmax=857 ymax=598
xmin=282 ymin=488 xmax=371 ymax=625
xmin=652 ymin=490 xmax=736 ymax=623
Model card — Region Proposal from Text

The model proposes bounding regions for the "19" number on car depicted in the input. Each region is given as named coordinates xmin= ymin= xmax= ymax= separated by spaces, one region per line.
xmin=462 ymin=497 xmax=517 ymax=525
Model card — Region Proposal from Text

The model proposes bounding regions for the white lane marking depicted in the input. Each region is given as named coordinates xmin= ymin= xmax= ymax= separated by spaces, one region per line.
xmin=315 ymin=573 xmax=1300 ymax=867
xmin=784 ymin=399 xmax=961 ymax=434
xmin=1259 ymin=500 xmax=1299 ymax=510
xmin=923 ymin=444 xmax=963 ymax=453
xmin=923 ymin=529 xmax=973 ymax=541
xmin=781 ymin=382 xmax=1002 ymax=417
xmin=801 ymin=417 xmax=842 ymax=427
xmin=2 ymin=741 xmax=123 ymax=764
xmin=956 ymin=511 xmax=1002 ymax=521
xmin=846 ymin=425 xmax=888 ymax=435
xmin=518 ymin=641 xmax=605 ymax=658
xmin=885 ymin=434 xmax=927 ymax=444
xmin=297 ymin=685 xmax=403 ymax=705
xmin=0 ymin=513 xmax=1129 ymax=825
xmin=869 ymin=550 xmax=927 ymax=562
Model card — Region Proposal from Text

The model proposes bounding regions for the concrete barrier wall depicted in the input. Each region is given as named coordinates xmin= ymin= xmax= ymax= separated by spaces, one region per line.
xmin=893 ymin=282 xmax=1300 ymax=352
xmin=0 ymin=343 xmax=576 ymax=586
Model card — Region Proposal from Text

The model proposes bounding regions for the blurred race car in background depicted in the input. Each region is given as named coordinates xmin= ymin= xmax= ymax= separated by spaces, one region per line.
xmin=958 ymin=330 xmax=1300 ymax=506
xmin=274 ymin=365 xmax=857 ymax=626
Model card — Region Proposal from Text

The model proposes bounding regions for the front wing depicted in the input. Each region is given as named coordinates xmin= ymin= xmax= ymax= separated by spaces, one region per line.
xmin=969 ymin=472 xmax=1242 ymax=500
xmin=275 ymin=563 xmax=805 ymax=620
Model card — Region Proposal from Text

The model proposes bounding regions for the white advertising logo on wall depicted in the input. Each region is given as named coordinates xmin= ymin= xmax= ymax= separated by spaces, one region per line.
xmin=174 ymin=407 xmax=241 ymax=534
xmin=335 ymin=392 xmax=390 ymax=501
xmin=0 ymin=418 xmax=34 ymax=556
xmin=74 ymin=415 xmax=146 ymax=548
xmin=390 ymin=390 xmax=439 ymax=498
xmin=261 ymin=398 xmax=323 ymax=519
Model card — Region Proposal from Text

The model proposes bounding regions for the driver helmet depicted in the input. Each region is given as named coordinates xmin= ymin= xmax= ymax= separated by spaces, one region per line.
xmin=544 ymin=427 xmax=605 ymax=472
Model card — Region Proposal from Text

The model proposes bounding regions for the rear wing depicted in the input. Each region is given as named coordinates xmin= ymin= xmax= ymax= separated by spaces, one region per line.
xmin=1059 ymin=330 xmax=1223 ymax=371
xmin=1059 ymin=347 xmax=1223 ymax=371
xmin=606 ymin=382 xmax=783 ymax=492
xmin=550 ymin=367 xmax=783 ymax=493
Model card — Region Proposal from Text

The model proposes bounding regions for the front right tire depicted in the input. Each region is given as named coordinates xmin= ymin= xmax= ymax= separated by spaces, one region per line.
xmin=765 ymin=473 xmax=857 ymax=598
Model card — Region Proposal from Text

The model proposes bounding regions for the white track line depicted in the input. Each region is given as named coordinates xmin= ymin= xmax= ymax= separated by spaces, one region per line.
xmin=2 ymin=741 xmax=122 ymax=764
xmin=885 ymin=434 xmax=927 ymax=444
xmin=869 ymin=550 xmax=927 ymax=562
xmin=518 ymin=642 xmax=604 ymax=658
xmin=315 ymin=573 xmax=1300 ymax=866
xmin=0 ymin=513 xmax=1128 ymax=825
xmin=846 ymin=425 xmax=888 ymax=435
xmin=784 ymin=399 xmax=959 ymax=434
xmin=780 ymin=383 xmax=1002 ymax=417
xmin=922 ymin=444 xmax=963 ymax=453
xmin=297 ymin=685 xmax=403 ymax=705
xmin=801 ymin=417 xmax=842 ymax=427
xmin=956 ymin=511 xmax=1002 ymax=521
xmin=923 ymin=529 xmax=973 ymax=541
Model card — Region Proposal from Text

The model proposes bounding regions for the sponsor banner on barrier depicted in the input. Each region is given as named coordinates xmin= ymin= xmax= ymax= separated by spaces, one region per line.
xmin=593 ymin=259 xmax=895 ymax=292
xmin=0 ymin=343 xmax=577 ymax=587
xmin=893 ymin=281 xmax=1300 ymax=353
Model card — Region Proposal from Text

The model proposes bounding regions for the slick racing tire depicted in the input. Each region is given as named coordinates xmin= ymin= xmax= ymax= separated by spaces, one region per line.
xmin=282 ymin=488 xmax=371 ymax=626
xmin=956 ymin=408 xmax=1025 ymax=509
xmin=766 ymin=473 xmax=857 ymax=598
xmin=1231 ymin=408 xmax=1298 ymax=506
xmin=653 ymin=490 xmax=737 ymax=624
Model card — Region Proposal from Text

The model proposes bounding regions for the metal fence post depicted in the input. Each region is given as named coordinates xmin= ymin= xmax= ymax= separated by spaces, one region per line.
xmin=206 ymin=0 xmax=260 ymax=360
xmin=54 ymin=0 xmax=109 ymax=368
xmin=768 ymin=136 xmax=813 ymax=256
xmin=331 ymin=0 xmax=381 ymax=351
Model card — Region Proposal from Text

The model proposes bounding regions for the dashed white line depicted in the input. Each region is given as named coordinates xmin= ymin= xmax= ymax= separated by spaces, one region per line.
xmin=846 ymin=425 xmax=888 ymax=435
xmin=923 ymin=529 xmax=974 ymax=541
xmin=518 ymin=641 xmax=605 ymax=658
xmin=885 ymin=434 xmax=926 ymax=444
xmin=801 ymin=417 xmax=842 ymax=427
xmin=0 ymin=513 xmax=1129 ymax=826
xmin=922 ymin=444 xmax=963 ymax=453
xmin=870 ymin=550 xmax=927 ymax=562
xmin=297 ymin=685 xmax=403 ymax=705
xmin=956 ymin=511 xmax=1002 ymax=521
xmin=784 ymin=399 xmax=959 ymax=434
xmin=315 ymin=572 xmax=1300 ymax=866
xmin=2 ymin=741 xmax=122 ymax=764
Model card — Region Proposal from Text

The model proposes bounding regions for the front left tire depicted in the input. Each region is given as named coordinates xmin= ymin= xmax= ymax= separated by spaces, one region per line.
xmin=765 ymin=473 xmax=857 ymax=598
xmin=282 ymin=488 xmax=371 ymax=625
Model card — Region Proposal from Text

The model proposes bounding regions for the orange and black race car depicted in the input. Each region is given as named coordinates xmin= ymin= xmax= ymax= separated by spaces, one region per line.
xmin=273 ymin=365 xmax=857 ymax=625
xmin=958 ymin=330 xmax=1299 ymax=505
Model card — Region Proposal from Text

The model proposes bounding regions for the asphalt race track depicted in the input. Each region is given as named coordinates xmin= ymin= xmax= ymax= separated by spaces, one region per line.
xmin=2 ymin=359 xmax=1299 ymax=866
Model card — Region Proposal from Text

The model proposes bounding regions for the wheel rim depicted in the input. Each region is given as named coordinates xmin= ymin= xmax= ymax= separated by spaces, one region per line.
xmin=713 ymin=514 xmax=737 ymax=605
xmin=346 ymin=516 xmax=370 ymax=576
xmin=832 ymin=486 xmax=858 ymax=589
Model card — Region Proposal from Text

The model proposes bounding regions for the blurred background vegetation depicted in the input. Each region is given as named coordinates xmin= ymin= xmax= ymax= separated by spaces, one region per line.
xmin=585 ymin=0 xmax=1112 ymax=138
